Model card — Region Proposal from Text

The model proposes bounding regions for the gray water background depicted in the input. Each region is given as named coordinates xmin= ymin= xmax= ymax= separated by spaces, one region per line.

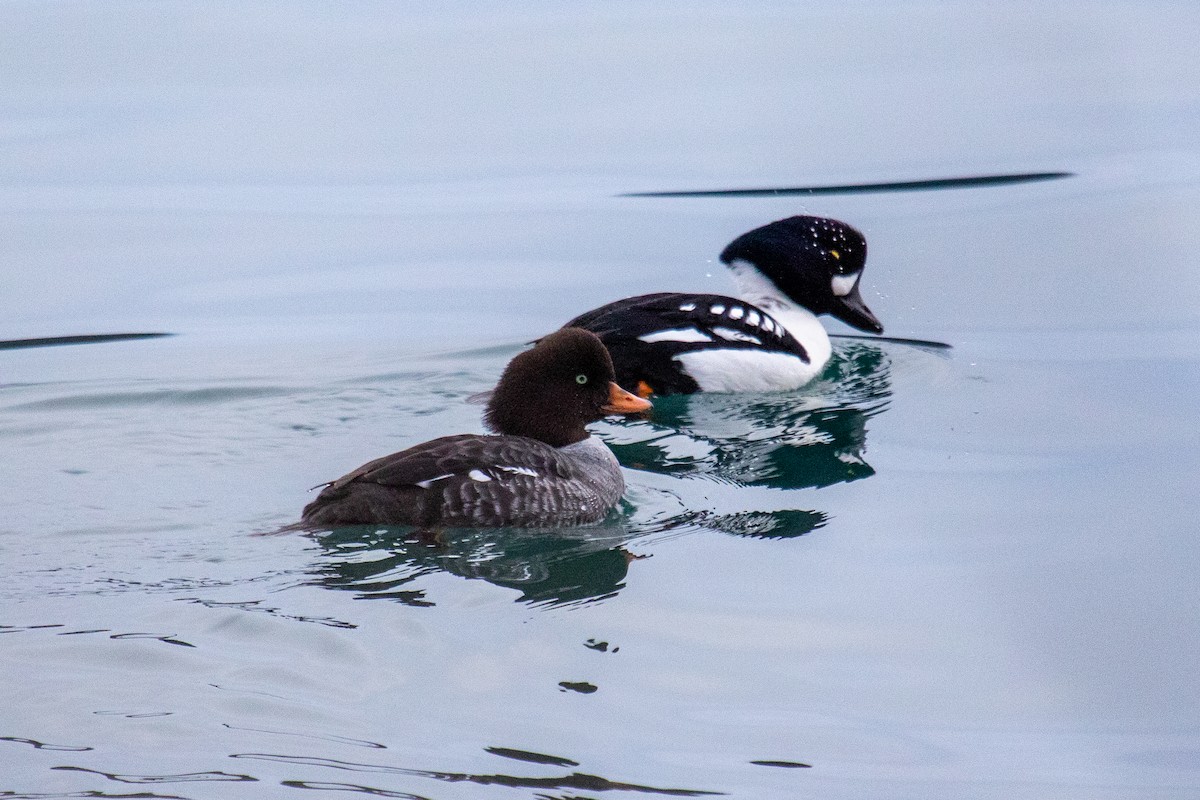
xmin=2 ymin=3 xmax=1199 ymax=798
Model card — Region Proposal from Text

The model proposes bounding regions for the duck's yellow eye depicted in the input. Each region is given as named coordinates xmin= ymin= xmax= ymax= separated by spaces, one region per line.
xmin=829 ymin=249 xmax=841 ymax=260
xmin=576 ymin=374 xmax=588 ymax=384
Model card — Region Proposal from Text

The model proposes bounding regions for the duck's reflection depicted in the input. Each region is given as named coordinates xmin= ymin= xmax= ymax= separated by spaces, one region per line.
xmin=310 ymin=524 xmax=636 ymax=608
xmin=602 ymin=341 xmax=891 ymax=490
xmin=309 ymin=505 xmax=833 ymax=607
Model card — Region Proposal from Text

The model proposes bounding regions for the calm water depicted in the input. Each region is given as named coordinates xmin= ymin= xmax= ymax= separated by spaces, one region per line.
xmin=3 ymin=3 xmax=1200 ymax=798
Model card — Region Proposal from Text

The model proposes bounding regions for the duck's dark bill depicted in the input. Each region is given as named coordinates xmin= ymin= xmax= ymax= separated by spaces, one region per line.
xmin=603 ymin=382 xmax=653 ymax=414
xmin=830 ymin=290 xmax=884 ymax=335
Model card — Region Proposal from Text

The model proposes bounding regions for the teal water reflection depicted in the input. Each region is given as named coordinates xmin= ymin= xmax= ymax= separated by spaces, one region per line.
xmin=612 ymin=341 xmax=891 ymax=490
xmin=309 ymin=507 xmax=832 ymax=607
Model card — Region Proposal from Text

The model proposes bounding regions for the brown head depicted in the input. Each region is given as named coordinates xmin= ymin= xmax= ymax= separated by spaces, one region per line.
xmin=485 ymin=328 xmax=651 ymax=447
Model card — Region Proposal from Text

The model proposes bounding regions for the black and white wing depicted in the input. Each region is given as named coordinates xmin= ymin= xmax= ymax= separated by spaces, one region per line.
xmin=565 ymin=292 xmax=809 ymax=395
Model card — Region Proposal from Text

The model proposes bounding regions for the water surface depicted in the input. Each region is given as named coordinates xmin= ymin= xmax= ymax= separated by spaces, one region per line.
xmin=3 ymin=2 xmax=1200 ymax=798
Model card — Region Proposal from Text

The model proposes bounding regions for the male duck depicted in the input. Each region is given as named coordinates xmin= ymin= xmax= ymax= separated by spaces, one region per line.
xmin=564 ymin=215 xmax=883 ymax=395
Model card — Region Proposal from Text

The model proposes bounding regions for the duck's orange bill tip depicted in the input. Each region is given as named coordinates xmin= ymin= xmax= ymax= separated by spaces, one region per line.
xmin=602 ymin=381 xmax=653 ymax=414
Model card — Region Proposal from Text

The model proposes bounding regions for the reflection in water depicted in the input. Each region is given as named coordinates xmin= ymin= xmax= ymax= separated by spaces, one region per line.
xmin=309 ymin=508 xmax=832 ymax=606
xmin=311 ymin=524 xmax=635 ymax=608
xmin=672 ymin=509 xmax=828 ymax=539
xmin=0 ymin=735 xmax=92 ymax=752
xmin=559 ymin=680 xmax=599 ymax=694
xmin=52 ymin=764 xmax=256 ymax=783
xmin=606 ymin=341 xmax=891 ymax=490
xmin=236 ymin=752 xmax=720 ymax=797
xmin=308 ymin=342 xmax=891 ymax=607
xmin=484 ymin=746 xmax=578 ymax=767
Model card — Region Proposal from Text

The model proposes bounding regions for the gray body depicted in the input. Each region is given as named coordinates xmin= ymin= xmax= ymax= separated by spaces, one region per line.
xmin=302 ymin=434 xmax=624 ymax=528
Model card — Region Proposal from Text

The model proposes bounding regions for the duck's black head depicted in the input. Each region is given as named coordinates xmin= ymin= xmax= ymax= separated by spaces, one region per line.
xmin=485 ymin=328 xmax=651 ymax=447
xmin=719 ymin=215 xmax=883 ymax=334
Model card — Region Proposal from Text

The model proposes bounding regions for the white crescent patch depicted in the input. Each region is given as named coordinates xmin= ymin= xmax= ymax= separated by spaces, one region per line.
xmin=831 ymin=273 xmax=859 ymax=297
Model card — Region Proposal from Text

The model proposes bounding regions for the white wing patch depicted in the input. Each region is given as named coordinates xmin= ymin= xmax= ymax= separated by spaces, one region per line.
xmin=415 ymin=473 xmax=454 ymax=489
xmin=712 ymin=327 xmax=763 ymax=345
xmin=420 ymin=466 xmax=538 ymax=488
xmin=638 ymin=328 xmax=713 ymax=344
xmin=746 ymin=310 xmax=761 ymax=327
xmin=728 ymin=306 xmax=745 ymax=320
xmin=497 ymin=465 xmax=539 ymax=478
xmin=678 ymin=302 xmax=696 ymax=312
xmin=709 ymin=304 xmax=726 ymax=315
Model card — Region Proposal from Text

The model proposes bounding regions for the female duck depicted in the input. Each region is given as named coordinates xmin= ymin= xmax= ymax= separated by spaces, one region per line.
xmin=302 ymin=328 xmax=651 ymax=528
xmin=564 ymin=215 xmax=884 ymax=395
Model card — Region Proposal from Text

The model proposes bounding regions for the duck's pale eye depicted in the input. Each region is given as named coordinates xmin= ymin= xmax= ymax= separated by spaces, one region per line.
xmin=576 ymin=374 xmax=589 ymax=385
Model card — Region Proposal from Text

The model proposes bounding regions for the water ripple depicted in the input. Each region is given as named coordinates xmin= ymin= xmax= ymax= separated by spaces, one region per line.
xmin=0 ymin=624 xmax=192 ymax=648
xmin=0 ymin=790 xmax=191 ymax=799
xmin=231 ymin=753 xmax=721 ymax=796
xmin=484 ymin=747 xmax=578 ymax=768
xmin=4 ymin=386 xmax=293 ymax=412
xmin=51 ymin=766 xmax=255 ymax=783
xmin=620 ymin=170 xmax=1072 ymax=197
xmin=221 ymin=724 xmax=386 ymax=751
xmin=0 ymin=736 xmax=92 ymax=752
xmin=180 ymin=598 xmax=356 ymax=629
xmin=279 ymin=782 xmax=430 ymax=799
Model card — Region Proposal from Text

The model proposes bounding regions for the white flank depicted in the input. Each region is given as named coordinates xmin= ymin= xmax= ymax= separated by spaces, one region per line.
xmin=467 ymin=469 xmax=492 ymax=482
xmin=638 ymin=328 xmax=713 ymax=344
xmin=674 ymin=349 xmax=821 ymax=392
xmin=831 ymin=272 xmax=860 ymax=297
xmin=415 ymin=473 xmax=454 ymax=489
xmin=712 ymin=327 xmax=762 ymax=345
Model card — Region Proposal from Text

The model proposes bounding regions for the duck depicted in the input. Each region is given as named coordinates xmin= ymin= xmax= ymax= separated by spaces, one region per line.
xmin=563 ymin=215 xmax=884 ymax=395
xmin=301 ymin=328 xmax=652 ymax=528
